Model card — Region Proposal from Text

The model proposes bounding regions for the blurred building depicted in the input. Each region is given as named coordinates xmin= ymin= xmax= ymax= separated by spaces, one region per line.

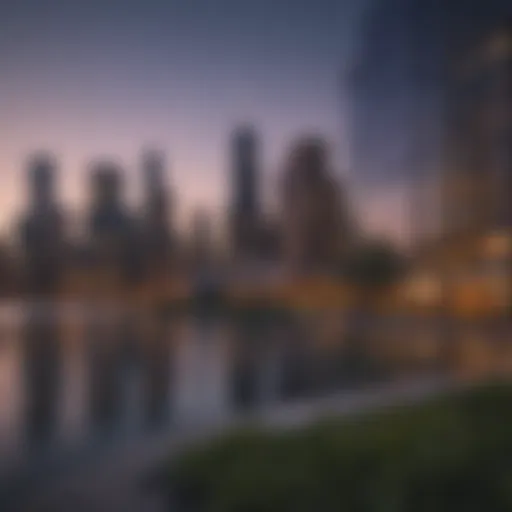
xmin=348 ymin=0 xmax=510 ymax=245
xmin=403 ymin=14 xmax=512 ymax=318
xmin=230 ymin=126 xmax=261 ymax=260
xmin=0 ymin=243 xmax=15 ymax=296
xmin=140 ymin=149 xmax=173 ymax=278
xmin=348 ymin=0 xmax=441 ymax=244
xmin=281 ymin=137 xmax=348 ymax=276
xmin=443 ymin=20 xmax=512 ymax=236
xmin=440 ymin=19 xmax=512 ymax=316
xmin=19 ymin=153 xmax=65 ymax=295
xmin=87 ymin=161 xmax=141 ymax=285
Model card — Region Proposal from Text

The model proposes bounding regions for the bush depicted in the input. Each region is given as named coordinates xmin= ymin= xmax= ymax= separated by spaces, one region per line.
xmin=165 ymin=383 xmax=512 ymax=511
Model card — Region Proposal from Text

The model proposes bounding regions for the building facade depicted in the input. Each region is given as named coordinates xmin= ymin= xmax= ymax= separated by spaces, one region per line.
xmin=443 ymin=21 xmax=512 ymax=236
xmin=230 ymin=126 xmax=261 ymax=260
xmin=20 ymin=153 xmax=65 ymax=295
xmin=348 ymin=0 xmax=510 ymax=245
xmin=140 ymin=149 xmax=173 ymax=278
xmin=88 ymin=161 xmax=140 ymax=285
xmin=281 ymin=137 xmax=347 ymax=276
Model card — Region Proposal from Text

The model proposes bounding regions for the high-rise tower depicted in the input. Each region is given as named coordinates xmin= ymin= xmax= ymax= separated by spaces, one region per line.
xmin=347 ymin=0 xmax=510 ymax=245
xmin=281 ymin=137 xmax=347 ymax=275
xmin=141 ymin=149 xmax=172 ymax=277
xmin=230 ymin=126 xmax=260 ymax=259
xmin=20 ymin=152 xmax=65 ymax=294
xmin=88 ymin=160 xmax=140 ymax=284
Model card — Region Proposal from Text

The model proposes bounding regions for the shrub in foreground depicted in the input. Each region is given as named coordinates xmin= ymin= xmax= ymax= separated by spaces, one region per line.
xmin=165 ymin=384 xmax=512 ymax=511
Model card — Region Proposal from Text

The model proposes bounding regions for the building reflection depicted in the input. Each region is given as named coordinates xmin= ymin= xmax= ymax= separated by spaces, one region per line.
xmin=174 ymin=316 xmax=231 ymax=423
xmin=86 ymin=313 xmax=124 ymax=432
xmin=21 ymin=307 xmax=61 ymax=447
xmin=141 ymin=313 xmax=173 ymax=427
xmin=230 ymin=337 xmax=259 ymax=410
xmin=229 ymin=313 xmax=282 ymax=410
xmin=11 ymin=306 xmax=496 ymax=465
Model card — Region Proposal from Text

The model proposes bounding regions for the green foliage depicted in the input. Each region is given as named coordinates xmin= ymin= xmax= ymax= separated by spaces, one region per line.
xmin=167 ymin=383 xmax=512 ymax=511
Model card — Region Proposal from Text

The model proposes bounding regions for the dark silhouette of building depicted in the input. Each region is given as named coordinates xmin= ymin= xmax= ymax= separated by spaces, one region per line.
xmin=0 ymin=243 xmax=15 ymax=297
xmin=347 ymin=0 xmax=510 ymax=244
xmin=230 ymin=126 xmax=261 ymax=260
xmin=19 ymin=153 xmax=65 ymax=295
xmin=281 ymin=137 xmax=348 ymax=275
xmin=87 ymin=160 xmax=141 ymax=285
xmin=442 ymin=19 xmax=512 ymax=236
xmin=141 ymin=149 xmax=173 ymax=279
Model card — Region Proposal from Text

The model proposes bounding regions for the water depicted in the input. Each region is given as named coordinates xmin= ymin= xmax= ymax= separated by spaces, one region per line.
xmin=0 ymin=305 xmax=366 ymax=466
xmin=0 ymin=302 xmax=509 ymax=503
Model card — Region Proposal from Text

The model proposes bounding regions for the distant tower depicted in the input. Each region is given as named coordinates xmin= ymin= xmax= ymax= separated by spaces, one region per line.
xmin=88 ymin=160 xmax=140 ymax=284
xmin=30 ymin=154 xmax=55 ymax=208
xmin=90 ymin=162 xmax=126 ymax=235
xmin=141 ymin=149 xmax=172 ymax=277
xmin=230 ymin=126 xmax=260 ymax=260
xmin=281 ymin=137 xmax=346 ymax=275
xmin=20 ymin=153 xmax=65 ymax=295
xmin=142 ymin=150 xmax=168 ymax=222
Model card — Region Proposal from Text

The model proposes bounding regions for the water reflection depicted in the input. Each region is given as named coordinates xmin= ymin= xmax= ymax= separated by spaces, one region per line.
xmin=3 ymin=305 xmax=508 ymax=482
xmin=87 ymin=313 xmax=124 ymax=432
xmin=174 ymin=316 xmax=231 ymax=423
xmin=21 ymin=307 xmax=61 ymax=448
xmin=231 ymin=312 xmax=291 ymax=409
xmin=141 ymin=313 xmax=173 ymax=427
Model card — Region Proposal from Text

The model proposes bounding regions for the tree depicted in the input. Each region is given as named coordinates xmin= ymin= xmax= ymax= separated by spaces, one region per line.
xmin=343 ymin=239 xmax=406 ymax=294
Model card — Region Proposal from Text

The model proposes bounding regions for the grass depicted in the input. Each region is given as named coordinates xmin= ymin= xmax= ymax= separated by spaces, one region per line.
xmin=164 ymin=382 xmax=512 ymax=511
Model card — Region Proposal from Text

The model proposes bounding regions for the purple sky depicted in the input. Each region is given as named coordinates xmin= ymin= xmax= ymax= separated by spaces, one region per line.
xmin=0 ymin=0 xmax=407 ymax=241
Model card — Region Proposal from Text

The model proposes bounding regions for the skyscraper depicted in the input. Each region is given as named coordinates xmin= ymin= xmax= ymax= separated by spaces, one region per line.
xmin=89 ymin=162 xmax=128 ymax=236
xmin=88 ymin=160 xmax=140 ymax=284
xmin=20 ymin=153 xmax=65 ymax=295
xmin=442 ymin=19 xmax=512 ymax=236
xmin=281 ymin=137 xmax=347 ymax=275
xmin=348 ymin=0 xmax=447 ymax=245
xmin=347 ymin=0 xmax=510 ymax=244
xmin=230 ymin=126 xmax=260 ymax=260
xmin=141 ymin=149 xmax=172 ymax=277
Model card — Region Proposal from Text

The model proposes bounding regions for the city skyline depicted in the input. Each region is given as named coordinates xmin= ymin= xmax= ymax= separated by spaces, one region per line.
xmin=0 ymin=0 xmax=409 ymax=243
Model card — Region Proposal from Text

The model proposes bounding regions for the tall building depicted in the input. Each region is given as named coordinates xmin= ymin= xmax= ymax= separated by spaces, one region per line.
xmin=20 ymin=153 xmax=65 ymax=294
xmin=443 ymin=20 xmax=512 ymax=236
xmin=281 ymin=137 xmax=347 ymax=275
xmin=348 ymin=0 xmax=510 ymax=244
xmin=88 ymin=161 xmax=140 ymax=284
xmin=141 ymin=149 xmax=172 ymax=277
xmin=435 ymin=19 xmax=512 ymax=316
xmin=230 ymin=126 xmax=260 ymax=259
xmin=356 ymin=4 xmax=512 ymax=317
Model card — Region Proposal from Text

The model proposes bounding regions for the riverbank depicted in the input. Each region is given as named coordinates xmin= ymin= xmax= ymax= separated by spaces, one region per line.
xmin=13 ymin=375 xmax=468 ymax=512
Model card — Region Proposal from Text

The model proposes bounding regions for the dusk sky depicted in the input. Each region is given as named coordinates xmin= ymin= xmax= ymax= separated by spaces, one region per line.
xmin=0 ymin=0 xmax=408 ymax=241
